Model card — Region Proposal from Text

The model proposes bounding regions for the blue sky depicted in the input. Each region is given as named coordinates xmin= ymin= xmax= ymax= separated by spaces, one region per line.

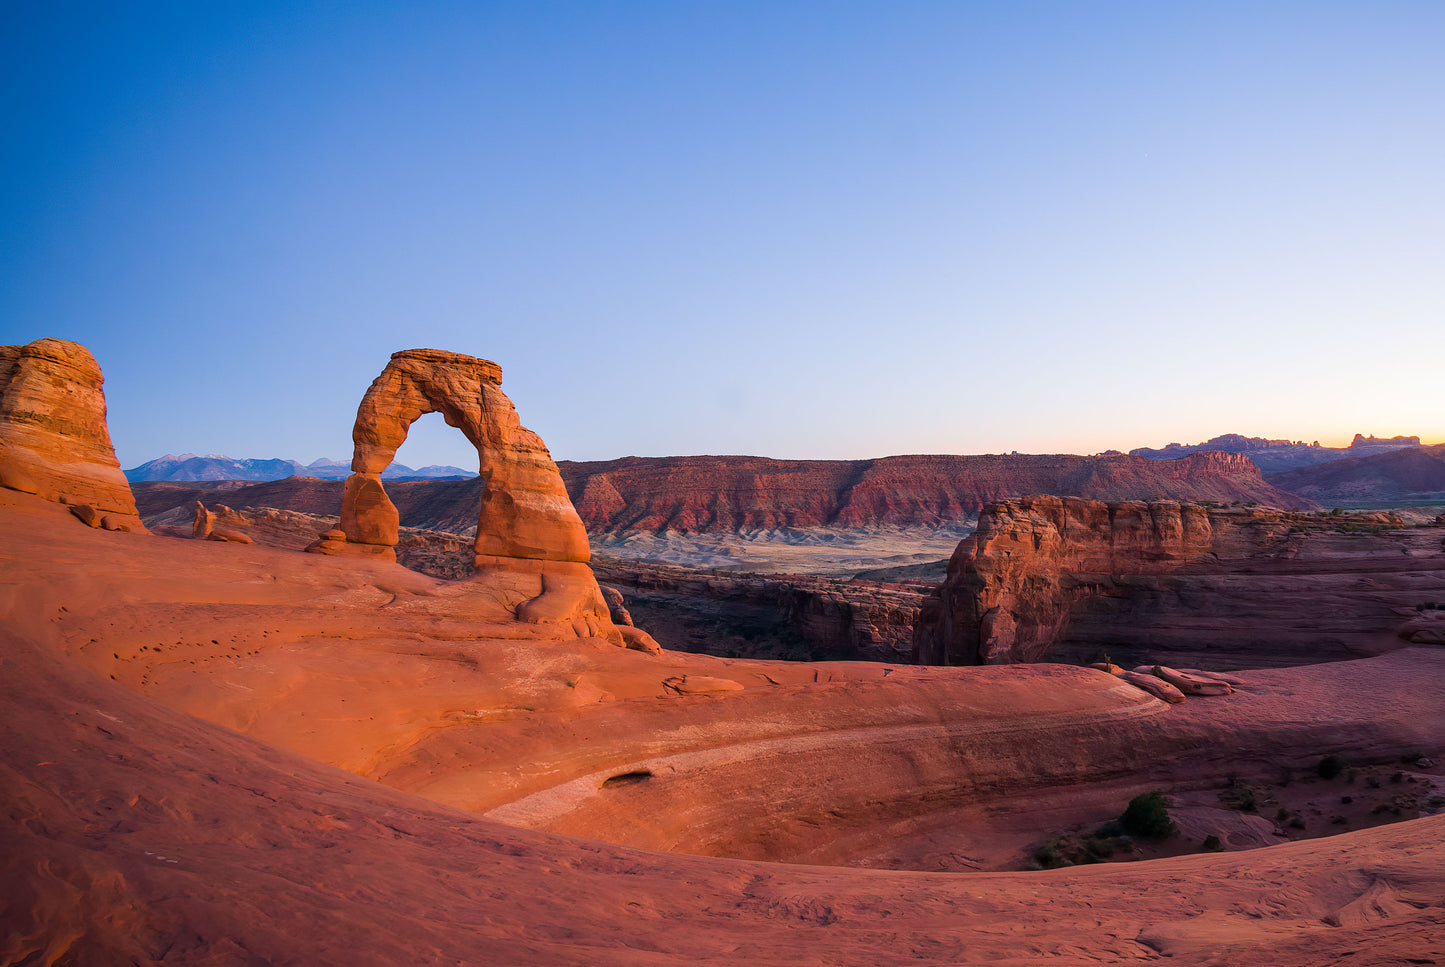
xmin=3 ymin=2 xmax=1442 ymax=470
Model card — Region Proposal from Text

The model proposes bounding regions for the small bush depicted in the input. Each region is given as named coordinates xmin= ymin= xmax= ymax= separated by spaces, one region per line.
xmin=1220 ymin=780 xmax=1257 ymax=812
xmin=1202 ymin=834 xmax=1223 ymax=852
xmin=1120 ymin=791 xmax=1177 ymax=839
xmin=1317 ymin=755 xmax=1346 ymax=780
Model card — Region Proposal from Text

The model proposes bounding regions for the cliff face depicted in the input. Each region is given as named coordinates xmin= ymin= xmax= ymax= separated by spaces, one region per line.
xmin=915 ymin=496 xmax=1219 ymax=666
xmin=591 ymin=557 xmax=924 ymax=663
xmin=558 ymin=451 xmax=1308 ymax=534
xmin=914 ymin=496 xmax=1445 ymax=669
xmin=133 ymin=449 xmax=1309 ymax=538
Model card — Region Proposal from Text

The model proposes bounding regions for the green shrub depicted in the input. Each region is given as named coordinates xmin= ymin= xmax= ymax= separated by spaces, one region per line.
xmin=1202 ymin=834 xmax=1223 ymax=852
xmin=1120 ymin=791 xmax=1177 ymax=839
xmin=1317 ymin=755 xmax=1346 ymax=780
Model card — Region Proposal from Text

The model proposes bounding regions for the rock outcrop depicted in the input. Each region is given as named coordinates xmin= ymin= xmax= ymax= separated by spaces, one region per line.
xmin=313 ymin=348 xmax=646 ymax=642
xmin=915 ymin=496 xmax=1445 ymax=669
xmin=0 ymin=338 xmax=146 ymax=530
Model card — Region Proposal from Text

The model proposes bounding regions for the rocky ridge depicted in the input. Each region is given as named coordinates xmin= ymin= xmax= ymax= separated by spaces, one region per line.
xmin=1267 ymin=444 xmax=1445 ymax=502
xmin=558 ymin=451 xmax=1309 ymax=534
xmin=1132 ymin=432 xmax=1425 ymax=473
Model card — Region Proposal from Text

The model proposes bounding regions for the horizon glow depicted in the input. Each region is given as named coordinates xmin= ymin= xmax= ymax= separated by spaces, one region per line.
xmin=3 ymin=3 xmax=1442 ymax=469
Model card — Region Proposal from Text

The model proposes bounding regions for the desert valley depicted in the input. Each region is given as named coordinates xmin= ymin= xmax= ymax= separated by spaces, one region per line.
xmin=2 ymin=337 xmax=1444 ymax=965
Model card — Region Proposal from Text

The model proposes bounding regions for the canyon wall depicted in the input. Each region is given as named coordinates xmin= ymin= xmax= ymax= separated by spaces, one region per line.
xmin=915 ymin=496 xmax=1445 ymax=669
xmin=592 ymin=557 xmax=924 ymax=663
xmin=135 ymin=449 xmax=1309 ymax=538
xmin=558 ymin=451 xmax=1309 ymax=533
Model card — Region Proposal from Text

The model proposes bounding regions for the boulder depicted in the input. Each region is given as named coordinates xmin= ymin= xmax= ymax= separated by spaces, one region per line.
xmin=1140 ymin=665 xmax=1233 ymax=696
xmin=1119 ymin=671 xmax=1186 ymax=704
xmin=599 ymin=584 xmax=634 ymax=626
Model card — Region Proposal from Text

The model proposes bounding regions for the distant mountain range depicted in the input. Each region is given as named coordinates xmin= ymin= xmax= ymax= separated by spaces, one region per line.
xmin=125 ymin=454 xmax=472 ymax=482
xmin=1267 ymin=444 xmax=1445 ymax=503
xmin=1130 ymin=433 xmax=1424 ymax=473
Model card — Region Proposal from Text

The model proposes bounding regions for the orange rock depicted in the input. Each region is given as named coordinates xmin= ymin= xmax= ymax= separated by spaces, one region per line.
xmin=325 ymin=348 xmax=617 ymax=636
xmin=340 ymin=472 xmax=399 ymax=552
xmin=191 ymin=500 xmax=214 ymax=539
xmin=0 ymin=339 xmax=146 ymax=529
xmin=662 ymin=675 xmax=745 ymax=694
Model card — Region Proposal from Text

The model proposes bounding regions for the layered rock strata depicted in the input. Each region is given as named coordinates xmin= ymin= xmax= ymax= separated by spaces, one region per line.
xmin=0 ymin=338 xmax=145 ymax=530
xmin=559 ymin=451 xmax=1311 ymax=534
xmin=915 ymin=495 xmax=1445 ymax=668
xmin=592 ymin=557 xmax=924 ymax=662
xmin=315 ymin=348 xmax=645 ymax=643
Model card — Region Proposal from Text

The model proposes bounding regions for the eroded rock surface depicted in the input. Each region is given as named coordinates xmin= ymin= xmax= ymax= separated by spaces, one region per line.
xmin=593 ymin=556 xmax=924 ymax=662
xmin=559 ymin=451 xmax=1311 ymax=534
xmin=915 ymin=495 xmax=1445 ymax=668
xmin=0 ymin=338 xmax=145 ymax=529
xmin=319 ymin=348 xmax=626 ymax=638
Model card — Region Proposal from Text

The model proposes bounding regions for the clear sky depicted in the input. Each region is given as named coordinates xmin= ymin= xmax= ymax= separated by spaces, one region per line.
xmin=3 ymin=2 xmax=1442 ymax=471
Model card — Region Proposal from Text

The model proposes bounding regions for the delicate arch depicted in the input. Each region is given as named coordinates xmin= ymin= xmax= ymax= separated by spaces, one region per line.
xmin=339 ymin=348 xmax=589 ymax=564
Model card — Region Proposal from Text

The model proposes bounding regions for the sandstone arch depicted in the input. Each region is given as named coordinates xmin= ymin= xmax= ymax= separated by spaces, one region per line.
xmin=325 ymin=348 xmax=651 ymax=644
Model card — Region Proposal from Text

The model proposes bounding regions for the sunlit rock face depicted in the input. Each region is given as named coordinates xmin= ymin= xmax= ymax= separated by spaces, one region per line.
xmin=914 ymin=495 xmax=1445 ymax=668
xmin=323 ymin=348 xmax=654 ymax=645
xmin=0 ymin=338 xmax=146 ymax=531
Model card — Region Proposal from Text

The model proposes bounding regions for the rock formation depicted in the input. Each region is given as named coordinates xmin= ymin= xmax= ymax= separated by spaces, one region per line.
xmin=314 ymin=348 xmax=645 ymax=642
xmin=0 ymin=338 xmax=146 ymax=530
xmin=132 ymin=448 xmax=1312 ymax=540
xmin=558 ymin=451 xmax=1310 ymax=534
xmin=915 ymin=495 xmax=1445 ymax=668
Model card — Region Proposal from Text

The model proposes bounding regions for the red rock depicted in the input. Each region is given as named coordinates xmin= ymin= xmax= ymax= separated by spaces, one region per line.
xmin=208 ymin=528 xmax=254 ymax=544
xmin=1146 ymin=665 xmax=1233 ymax=696
xmin=915 ymin=496 xmax=1445 ymax=669
xmin=324 ymin=349 xmax=616 ymax=635
xmin=599 ymin=584 xmax=634 ymax=626
xmin=68 ymin=503 xmax=100 ymax=527
xmin=1120 ymin=670 xmax=1187 ymax=703
xmin=558 ymin=451 xmax=1311 ymax=534
xmin=340 ymin=472 xmax=400 ymax=554
xmin=662 ymin=675 xmax=745 ymax=694
xmin=0 ymin=339 xmax=146 ymax=530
